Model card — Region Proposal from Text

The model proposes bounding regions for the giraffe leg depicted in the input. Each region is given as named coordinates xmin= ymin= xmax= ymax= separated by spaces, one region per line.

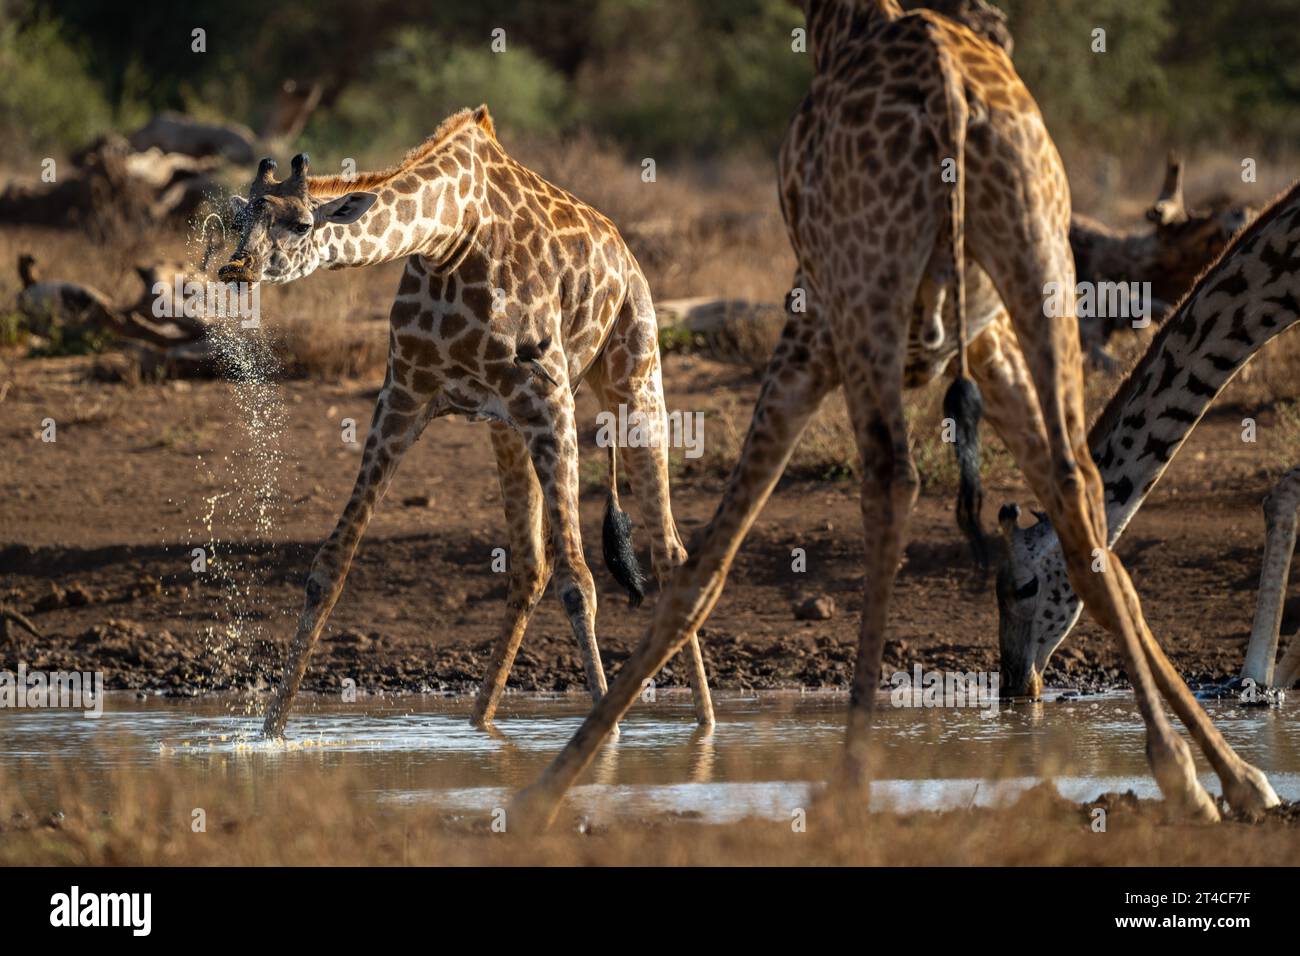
xmin=1241 ymin=467 xmax=1300 ymax=687
xmin=522 ymin=384 xmax=613 ymax=714
xmin=470 ymin=423 xmax=551 ymax=728
xmin=262 ymin=382 xmax=435 ymax=737
xmin=840 ymin=376 xmax=919 ymax=790
xmin=512 ymin=294 xmax=838 ymax=828
xmin=974 ymin=223 xmax=1245 ymax=820
xmin=594 ymin=303 xmax=714 ymax=727
xmin=1276 ymin=632 xmax=1300 ymax=688
xmin=1032 ymin=359 xmax=1278 ymax=816
xmin=971 ymin=312 xmax=1278 ymax=812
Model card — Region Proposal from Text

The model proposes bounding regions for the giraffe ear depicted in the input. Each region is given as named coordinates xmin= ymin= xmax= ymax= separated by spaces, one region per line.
xmin=314 ymin=191 xmax=378 ymax=226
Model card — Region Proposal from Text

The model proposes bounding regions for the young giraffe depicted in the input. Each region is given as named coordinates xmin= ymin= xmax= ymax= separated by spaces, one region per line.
xmin=998 ymin=181 xmax=1300 ymax=695
xmin=512 ymin=0 xmax=1279 ymax=827
xmin=215 ymin=106 xmax=714 ymax=736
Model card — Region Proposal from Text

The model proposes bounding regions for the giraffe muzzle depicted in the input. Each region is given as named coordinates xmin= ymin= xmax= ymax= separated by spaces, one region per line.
xmin=1000 ymin=660 xmax=1043 ymax=700
xmin=218 ymin=256 xmax=260 ymax=284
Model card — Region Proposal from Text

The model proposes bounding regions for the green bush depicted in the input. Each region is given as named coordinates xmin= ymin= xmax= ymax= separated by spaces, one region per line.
xmin=1000 ymin=0 xmax=1172 ymax=150
xmin=304 ymin=32 xmax=569 ymax=165
xmin=573 ymin=0 xmax=810 ymax=156
xmin=0 ymin=17 xmax=112 ymax=157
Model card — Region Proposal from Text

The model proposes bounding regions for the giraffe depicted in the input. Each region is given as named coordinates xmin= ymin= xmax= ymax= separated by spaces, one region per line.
xmin=214 ymin=106 xmax=715 ymax=737
xmin=907 ymin=4 xmax=1257 ymax=370
xmin=909 ymin=0 xmax=1011 ymax=53
xmin=511 ymin=0 xmax=1279 ymax=828
xmin=997 ymin=178 xmax=1300 ymax=698
xmin=1242 ymin=466 xmax=1300 ymax=689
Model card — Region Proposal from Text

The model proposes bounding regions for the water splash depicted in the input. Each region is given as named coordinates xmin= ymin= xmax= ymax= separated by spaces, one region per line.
xmin=197 ymin=213 xmax=227 ymax=272
xmin=211 ymin=321 xmax=287 ymax=705
xmin=176 ymin=248 xmax=290 ymax=714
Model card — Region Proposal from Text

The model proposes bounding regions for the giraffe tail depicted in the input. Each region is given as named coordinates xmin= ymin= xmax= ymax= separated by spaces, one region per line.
xmin=945 ymin=376 xmax=986 ymax=568
xmin=602 ymin=443 xmax=647 ymax=608
xmin=935 ymin=39 xmax=988 ymax=570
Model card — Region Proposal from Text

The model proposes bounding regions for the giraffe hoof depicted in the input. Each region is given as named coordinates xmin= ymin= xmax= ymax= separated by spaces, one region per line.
xmin=1167 ymin=783 xmax=1220 ymax=824
xmin=1150 ymin=734 xmax=1219 ymax=822
xmin=508 ymin=784 xmax=560 ymax=834
xmin=1224 ymin=764 xmax=1281 ymax=820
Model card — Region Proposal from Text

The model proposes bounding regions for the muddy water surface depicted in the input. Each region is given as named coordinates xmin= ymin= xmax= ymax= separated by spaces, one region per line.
xmin=3 ymin=690 xmax=1297 ymax=823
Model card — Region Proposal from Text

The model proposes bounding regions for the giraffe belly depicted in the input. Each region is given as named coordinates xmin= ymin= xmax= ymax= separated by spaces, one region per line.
xmin=903 ymin=262 xmax=1004 ymax=388
xmin=433 ymin=382 xmax=516 ymax=427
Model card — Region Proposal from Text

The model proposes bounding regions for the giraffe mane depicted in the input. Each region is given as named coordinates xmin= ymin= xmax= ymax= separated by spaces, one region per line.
xmin=1087 ymin=177 xmax=1300 ymax=446
xmin=306 ymin=105 xmax=497 ymax=198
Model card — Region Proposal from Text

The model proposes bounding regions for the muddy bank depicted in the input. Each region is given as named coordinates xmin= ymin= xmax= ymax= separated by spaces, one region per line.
xmin=0 ymin=516 xmax=1264 ymax=696
xmin=1 ymin=354 xmax=1291 ymax=698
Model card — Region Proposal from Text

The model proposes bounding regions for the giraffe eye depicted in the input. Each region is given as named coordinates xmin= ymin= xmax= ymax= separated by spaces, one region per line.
xmin=1013 ymin=577 xmax=1040 ymax=601
xmin=291 ymin=221 xmax=312 ymax=235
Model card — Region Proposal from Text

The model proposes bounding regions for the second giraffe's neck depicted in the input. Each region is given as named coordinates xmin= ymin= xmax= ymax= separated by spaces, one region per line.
xmin=806 ymin=0 xmax=903 ymax=68
xmin=1089 ymin=181 xmax=1300 ymax=543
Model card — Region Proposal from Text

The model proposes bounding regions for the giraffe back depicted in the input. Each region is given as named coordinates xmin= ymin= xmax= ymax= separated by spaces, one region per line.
xmin=383 ymin=124 xmax=647 ymax=419
xmin=780 ymin=8 xmax=1059 ymax=383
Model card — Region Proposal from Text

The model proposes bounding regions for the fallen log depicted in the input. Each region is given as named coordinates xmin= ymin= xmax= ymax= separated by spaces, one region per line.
xmin=655 ymin=297 xmax=785 ymax=372
xmin=127 ymin=111 xmax=256 ymax=164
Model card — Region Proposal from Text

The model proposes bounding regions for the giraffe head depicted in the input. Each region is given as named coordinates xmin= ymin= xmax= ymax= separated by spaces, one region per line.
xmin=994 ymin=503 xmax=1081 ymax=698
xmin=218 ymin=153 xmax=377 ymax=285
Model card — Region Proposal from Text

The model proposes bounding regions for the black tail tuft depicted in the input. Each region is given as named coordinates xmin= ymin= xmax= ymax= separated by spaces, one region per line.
xmin=603 ymin=491 xmax=647 ymax=608
xmin=944 ymin=375 xmax=988 ymax=569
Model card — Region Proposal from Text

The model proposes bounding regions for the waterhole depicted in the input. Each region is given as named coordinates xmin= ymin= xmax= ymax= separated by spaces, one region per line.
xmin=3 ymin=690 xmax=1296 ymax=823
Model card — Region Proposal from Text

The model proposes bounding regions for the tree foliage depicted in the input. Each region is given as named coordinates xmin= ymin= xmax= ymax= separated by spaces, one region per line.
xmin=3 ymin=0 xmax=1298 ymax=161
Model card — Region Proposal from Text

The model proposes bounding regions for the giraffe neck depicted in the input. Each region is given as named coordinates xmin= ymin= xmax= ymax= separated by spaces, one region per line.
xmin=311 ymin=156 xmax=486 ymax=272
xmin=806 ymin=0 xmax=903 ymax=69
xmin=1089 ymin=182 xmax=1300 ymax=544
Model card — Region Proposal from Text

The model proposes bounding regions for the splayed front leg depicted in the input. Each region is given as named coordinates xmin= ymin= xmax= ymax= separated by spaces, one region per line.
xmin=262 ymin=383 xmax=433 ymax=737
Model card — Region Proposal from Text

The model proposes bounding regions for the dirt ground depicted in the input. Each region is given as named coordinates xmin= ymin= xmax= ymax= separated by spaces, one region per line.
xmin=3 ymin=323 xmax=1297 ymax=699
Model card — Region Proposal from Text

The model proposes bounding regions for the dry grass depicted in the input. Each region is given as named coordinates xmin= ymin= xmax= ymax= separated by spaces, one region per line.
xmin=516 ymin=134 xmax=794 ymax=303
xmin=2 ymin=761 xmax=1297 ymax=866
xmin=1062 ymin=142 xmax=1293 ymax=226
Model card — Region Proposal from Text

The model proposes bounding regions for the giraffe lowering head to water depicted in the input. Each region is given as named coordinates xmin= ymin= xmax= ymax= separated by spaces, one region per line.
xmin=217 ymin=106 xmax=714 ymax=736
xmin=999 ymin=178 xmax=1300 ymax=696
xmin=512 ymin=0 xmax=1279 ymax=828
